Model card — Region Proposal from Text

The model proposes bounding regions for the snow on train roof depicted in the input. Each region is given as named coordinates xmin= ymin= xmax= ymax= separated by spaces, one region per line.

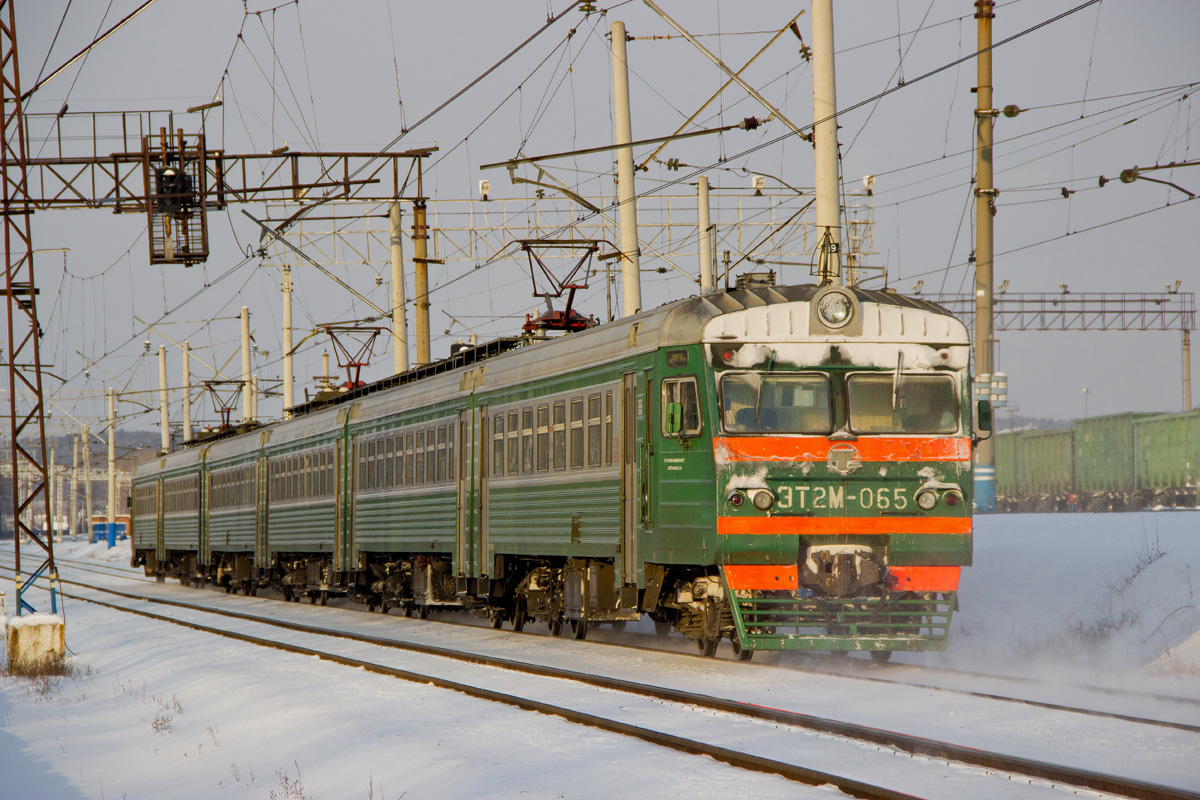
xmin=137 ymin=284 xmax=968 ymax=476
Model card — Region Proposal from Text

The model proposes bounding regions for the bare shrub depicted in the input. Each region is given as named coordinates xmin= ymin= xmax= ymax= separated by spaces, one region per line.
xmin=270 ymin=762 xmax=311 ymax=800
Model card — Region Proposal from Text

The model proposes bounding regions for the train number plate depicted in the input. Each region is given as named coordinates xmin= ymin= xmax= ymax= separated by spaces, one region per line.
xmin=775 ymin=485 xmax=909 ymax=511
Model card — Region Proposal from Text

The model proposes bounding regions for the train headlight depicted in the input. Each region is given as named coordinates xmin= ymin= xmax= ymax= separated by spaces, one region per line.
xmin=751 ymin=489 xmax=775 ymax=510
xmin=916 ymin=489 xmax=939 ymax=510
xmin=943 ymin=489 xmax=963 ymax=508
xmin=816 ymin=289 xmax=854 ymax=329
xmin=728 ymin=491 xmax=746 ymax=508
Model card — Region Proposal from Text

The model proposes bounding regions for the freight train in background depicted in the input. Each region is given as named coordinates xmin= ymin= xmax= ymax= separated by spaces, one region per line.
xmin=131 ymin=280 xmax=988 ymax=661
xmin=996 ymin=411 xmax=1200 ymax=512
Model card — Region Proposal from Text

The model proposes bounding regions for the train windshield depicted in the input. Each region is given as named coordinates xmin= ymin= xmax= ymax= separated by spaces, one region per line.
xmin=721 ymin=373 xmax=832 ymax=433
xmin=847 ymin=373 xmax=958 ymax=434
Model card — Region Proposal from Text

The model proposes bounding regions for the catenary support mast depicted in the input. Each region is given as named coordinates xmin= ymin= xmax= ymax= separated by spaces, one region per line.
xmin=811 ymin=0 xmax=842 ymax=286
xmin=974 ymin=0 xmax=998 ymax=513
xmin=611 ymin=21 xmax=642 ymax=316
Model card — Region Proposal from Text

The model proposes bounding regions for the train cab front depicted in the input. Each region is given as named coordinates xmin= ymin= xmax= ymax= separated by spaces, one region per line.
xmin=707 ymin=284 xmax=974 ymax=659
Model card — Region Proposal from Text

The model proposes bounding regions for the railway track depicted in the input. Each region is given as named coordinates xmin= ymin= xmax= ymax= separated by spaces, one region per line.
xmin=7 ymin=558 xmax=1200 ymax=800
xmin=15 ymin=551 xmax=1200 ymax=734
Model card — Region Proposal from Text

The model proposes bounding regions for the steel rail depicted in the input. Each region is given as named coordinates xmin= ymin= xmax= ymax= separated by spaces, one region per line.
xmin=9 ymin=562 xmax=1199 ymax=800
xmin=18 ymin=554 xmax=1200 ymax=729
xmin=14 ymin=576 xmax=917 ymax=800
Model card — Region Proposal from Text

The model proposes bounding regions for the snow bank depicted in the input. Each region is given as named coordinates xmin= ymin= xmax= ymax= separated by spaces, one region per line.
xmin=913 ymin=511 xmax=1200 ymax=687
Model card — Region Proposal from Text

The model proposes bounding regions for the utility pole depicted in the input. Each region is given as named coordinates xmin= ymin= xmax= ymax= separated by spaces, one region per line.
xmin=49 ymin=446 xmax=57 ymax=543
xmin=974 ymin=0 xmax=998 ymax=513
xmin=83 ymin=426 xmax=92 ymax=541
xmin=181 ymin=341 xmax=192 ymax=442
xmin=697 ymin=176 xmax=713 ymax=293
xmin=159 ymin=345 xmax=169 ymax=453
xmin=1184 ymin=329 xmax=1193 ymax=410
xmin=611 ymin=20 xmax=642 ymax=316
xmin=106 ymin=389 xmax=116 ymax=548
xmin=281 ymin=267 xmax=293 ymax=416
xmin=390 ymin=201 xmax=408 ymax=372
xmin=71 ymin=434 xmax=79 ymax=539
xmin=240 ymin=307 xmax=252 ymax=423
xmin=811 ymin=0 xmax=842 ymax=286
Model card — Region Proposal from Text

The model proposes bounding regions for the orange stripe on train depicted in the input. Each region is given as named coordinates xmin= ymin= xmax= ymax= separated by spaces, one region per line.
xmin=714 ymin=436 xmax=972 ymax=462
xmin=888 ymin=566 xmax=961 ymax=592
xmin=723 ymin=564 xmax=799 ymax=591
xmin=718 ymin=516 xmax=972 ymax=536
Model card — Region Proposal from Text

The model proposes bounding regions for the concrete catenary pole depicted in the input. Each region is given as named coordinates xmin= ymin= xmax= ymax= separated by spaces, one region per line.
xmin=82 ymin=426 xmax=92 ymax=541
xmin=107 ymin=388 xmax=116 ymax=548
xmin=240 ymin=307 xmax=252 ymax=423
xmin=282 ymin=266 xmax=293 ymax=416
xmin=1184 ymin=329 xmax=1192 ymax=410
xmin=390 ymin=201 xmax=409 ymax=373
xmin=811 ymin=0 xmax=842 ymax=286
xmin=974 ymin=0 xmax=997 ymax=513
xmin=71 ymin=433 xmax=79 ymax=540
xmin=697 ymin=176 xmax=713 ymax=293
xmin=413 ymin=202 xmax=432 ymax=365
xmin=611 ymin=20 xmax=642 ymax=317
xmin=159 ymin=345 xmax=170 ymax=453
xmin=181 ymin=341 xmax=192 ymax=443
xmin=49 ymin=447 xmax=58 ymax=543
xmin=413 ymin=161 xmax=431 ymax=366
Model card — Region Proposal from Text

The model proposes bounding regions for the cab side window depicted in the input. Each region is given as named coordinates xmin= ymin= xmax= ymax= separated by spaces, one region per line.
xmin=661 ymin=377 xmax=702 ymax=437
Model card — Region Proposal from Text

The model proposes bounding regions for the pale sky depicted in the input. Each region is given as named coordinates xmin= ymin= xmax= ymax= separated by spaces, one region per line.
xmin=12 ymin=0 xmax=1200 ymax=434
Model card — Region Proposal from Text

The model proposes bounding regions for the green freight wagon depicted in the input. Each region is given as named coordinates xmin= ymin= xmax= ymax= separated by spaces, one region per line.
xmin=1072 ymin=413 xmax=1156 ymax=511
xmin=1135 ymin=410 xmax=1200 ymax=507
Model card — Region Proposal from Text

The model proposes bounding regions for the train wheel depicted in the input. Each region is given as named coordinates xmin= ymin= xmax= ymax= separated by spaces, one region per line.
xmin=379 ymin=600 xmax=390 ymax=615
xmin=731 ymin=640 xmax=753 ymax=662
xmin=870 ymin=650 xmax=892 ymax=664
xmin=282 ymin=587 xmax=294 ymax=603
xmin=511 ymin=601 xmax=527 ymax=633
xmin=225 ymin=582 xmax=233 ymax=594
xmin=654 ymin=620 xmax=671 ymax=639
xmin=403 ymin=603 xmax=414 ymax=618
xmin=418 ymin=603 xmax=430 ymax=619
xmin=548 ymin=615 xmax=563 ymax=636
xmin=573 ymin=619 xmax=589 ymax=640
xmin=156 ymin=574 xmax=165 ymax=584
xmin=308 ymin=592 xmax=316 ymax=604
xmin=319 ymin=590 xmax=329 ymax=606
xmin=698 ymin=637 xmax=718 ymax=657
xmin=491 ymin=611 xmax=504 ymax=629
xmin=249 ymin=583 xmax=258 ymax=597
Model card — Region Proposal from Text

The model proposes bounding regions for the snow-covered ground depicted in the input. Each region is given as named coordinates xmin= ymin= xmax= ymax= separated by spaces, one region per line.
xmin=2 ymin=511 xmax=1198 ymax=799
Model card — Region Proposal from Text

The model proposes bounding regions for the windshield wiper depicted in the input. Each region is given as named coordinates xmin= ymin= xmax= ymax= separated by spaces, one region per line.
xmin=754 ymin=349 xmax=777 ymax=426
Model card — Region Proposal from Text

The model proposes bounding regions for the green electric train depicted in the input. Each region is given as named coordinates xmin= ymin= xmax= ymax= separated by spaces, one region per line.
xmin=131 ymin=282 xmax=985 ymax=660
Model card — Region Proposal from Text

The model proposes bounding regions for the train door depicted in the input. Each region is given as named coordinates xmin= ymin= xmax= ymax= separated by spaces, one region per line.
xmin=255 ymin=454 xmax=268 ymax=570
xmin=335 ymin=437 xmax=352 ymax=573
xmin=199 ymin=450 xmax=210 ymax=568
xmin=479 ymin=408 xmax=490 ymax=580
xmin=641 ymin=369 xmax=655 ymax=532
xmin=154 ymin=478 xmax=165 ymax=569
xmin=620 ymin=372 xmax=638 ymax=585
xmin=456 ymin=405 xmax=487 ymax=579
xmin=455 ymin=409 xmax=472 ymax=575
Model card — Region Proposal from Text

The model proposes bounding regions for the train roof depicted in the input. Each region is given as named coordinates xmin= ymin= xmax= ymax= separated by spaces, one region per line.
xmin=135 ymin=283 xmax=967 ymax=480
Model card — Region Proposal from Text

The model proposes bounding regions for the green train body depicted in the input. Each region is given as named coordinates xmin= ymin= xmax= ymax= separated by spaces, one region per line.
xmin=996 ymin=409 xmax=1200 ymax=512
xmin=132 ymin=283 xmax=978 ymax=658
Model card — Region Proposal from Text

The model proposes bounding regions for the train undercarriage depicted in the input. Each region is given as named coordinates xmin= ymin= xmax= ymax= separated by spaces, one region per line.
xmin=139 ymin=546 xmax=952 ymax=661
